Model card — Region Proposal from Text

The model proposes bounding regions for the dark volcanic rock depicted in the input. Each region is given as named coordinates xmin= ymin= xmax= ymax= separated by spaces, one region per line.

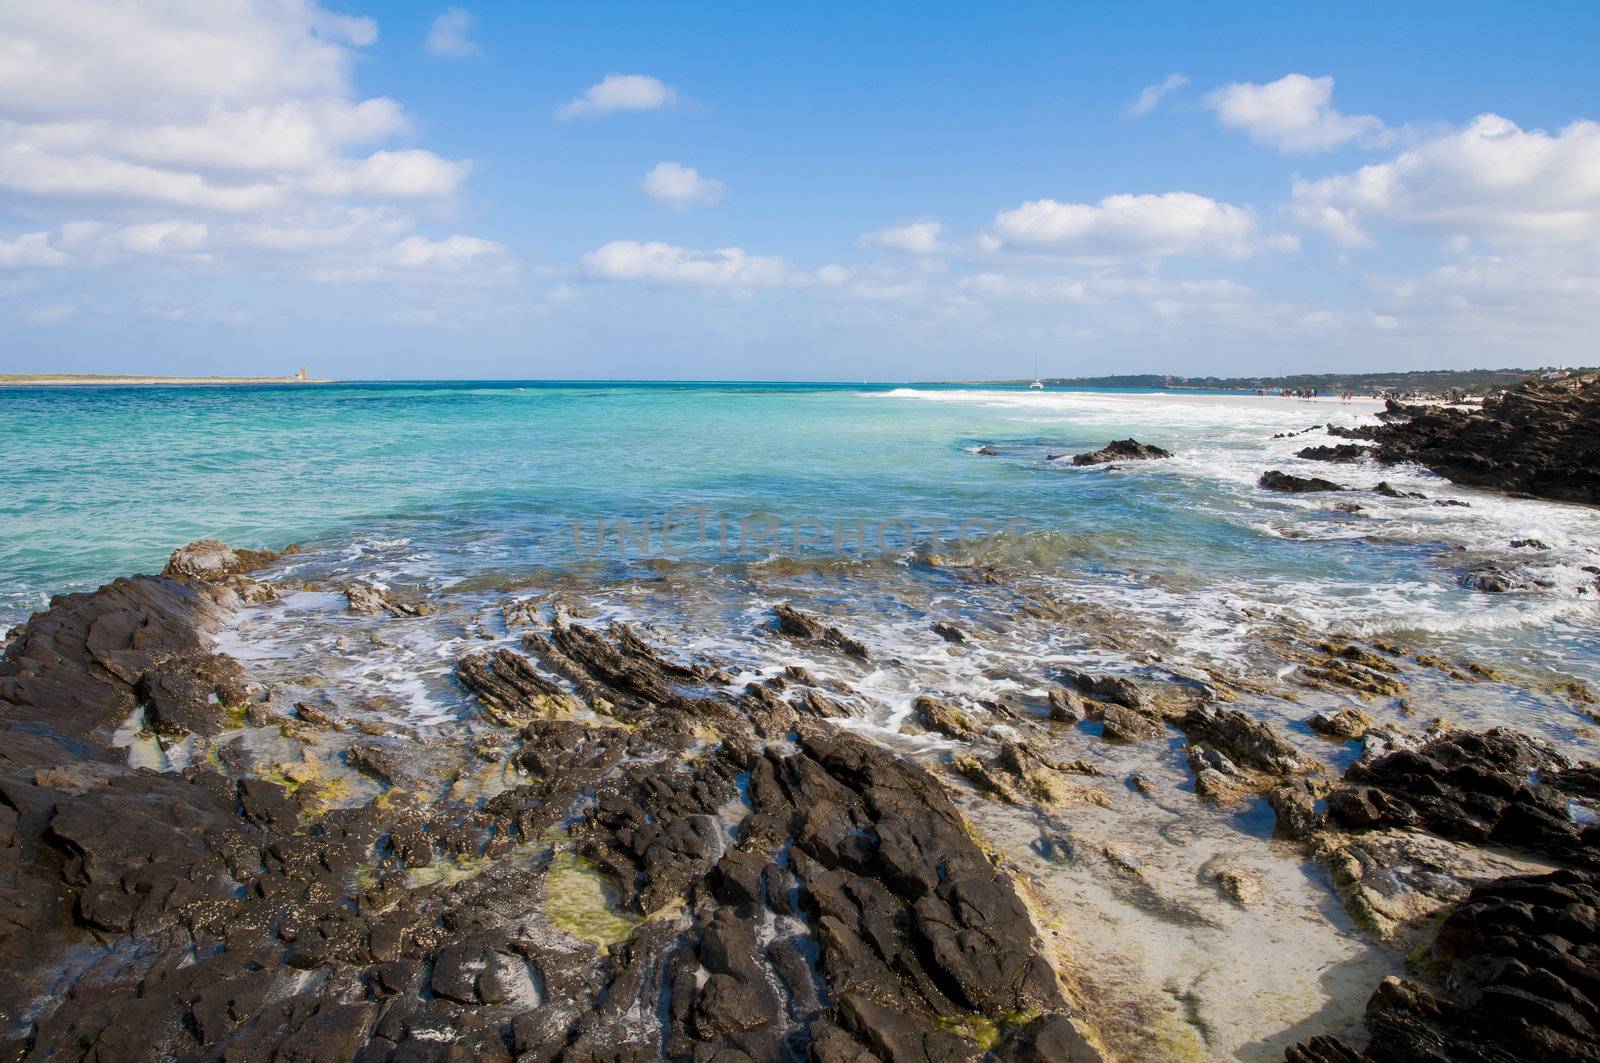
xmin=1287 ymin=870 xmax=1600 ymax=1062
xmin=1260 ymin=470 xmax=1347 ymax=493
xmin=772 ymin=602 xmax=870 ymax=660
xmin=1363 ymin=372 xmax=1600 ymax=503
xmin=1296 ymin=444 xmax=1373 ymax=463
xmin=1071 ymin=438 xmax=1173 ymax=466
xmin=1060 ymin=668 xmax=1150 ymax=709
xmin=1371 ymin=481 xmax=1425 ymax=499
xmin=1183 ymin=704 xmax=1307 ymax=776
xmin=1 ymin=559 xmax=1088 ymax=1062
xmin=1327 ymin=727 xmax=1597 ymax=867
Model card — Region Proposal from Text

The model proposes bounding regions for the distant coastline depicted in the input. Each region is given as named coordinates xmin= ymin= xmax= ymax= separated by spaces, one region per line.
xmin=940 ymin=366 xmax=1591 ymax=396
xmin=0 ymin=373 xmax=334 ymax=387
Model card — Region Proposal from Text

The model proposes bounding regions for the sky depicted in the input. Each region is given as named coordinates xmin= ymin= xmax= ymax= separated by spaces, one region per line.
xmin=1 ymin=1 xmax=1598 ymax=381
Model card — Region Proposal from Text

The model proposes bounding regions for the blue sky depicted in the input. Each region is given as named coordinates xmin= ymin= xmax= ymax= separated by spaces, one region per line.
xmin=2 ymin=1 xmax=1597 ymax=380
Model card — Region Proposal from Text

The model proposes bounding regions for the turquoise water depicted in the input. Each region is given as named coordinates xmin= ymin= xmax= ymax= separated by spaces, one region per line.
xmin=2 ymin=380 xmax=1597 ymax=689
xmin=10 ymin=379 xmax=1594 ymax=1060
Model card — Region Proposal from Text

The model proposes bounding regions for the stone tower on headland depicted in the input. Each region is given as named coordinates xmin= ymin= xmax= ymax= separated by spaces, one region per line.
xmin=294 ymin=366 xmax=309 ymax=382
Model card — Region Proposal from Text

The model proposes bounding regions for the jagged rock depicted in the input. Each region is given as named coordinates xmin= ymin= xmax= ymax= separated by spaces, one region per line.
xmin=1308 ymin=706 xmax=1373 ymax=740
xmin=456 ymin=647 xmax=580 ymax=725
xmin=344 ymin=582 xmax=431 ymax=617
xmin=1061 ymin=668 xmax=1150 ymax=708
xmin=1183 ymin=703 xmax=1307 ymax=775
xmin=1297 ymin=444 xmax=1372 ymax=463
xmin=1260 ymin=470 xmax=1347 ymax=493
xmin=974 ymin=445 xmax=1001 ymax=456
xmin=1371 ymin=481 xmax=1425 ymax=499
xmin=1327 ymin=727 xmax=1597 ymax=868
xmin=1268 ymin=779 xmax=1324 ymax=838
xmin=1460 ymin=562 xmax=1552 ymax=593
xmin=1047 ymin=685 xmax=1087 ymax=722
xmin=0 ymin=557 xmax=1091 ymax=1061
xmin=1188 ymin=744 xmax=1246 ymax=805
xmin=773 ymin=603 xmax=869 ymax=659
xmin=1287 ymin=870 xmax=1600 ymax=1061
xmin=1097 ymin=703 xmax=1162 ymax=743
xmin=914 ymin=694 xmax=977 ymax=739
xmin=931 ymin=620 xmax=967 ymax=643
xmin=1072 ymin=438 xmax=1172 ymax=466
xmin=163 ymin=539 xmax=294 ymax=582
xmin=294 ymin=701 xmax=343 ymax=730
xmin=1510 ymin=537 xmax=1550 ymax=549
xmin=1364 ymin=372 xmax=1600 ymax=503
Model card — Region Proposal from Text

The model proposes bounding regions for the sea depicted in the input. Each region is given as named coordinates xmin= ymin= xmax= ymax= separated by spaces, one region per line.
xmin=2 ymin=379 xmax=1597 ymax=1058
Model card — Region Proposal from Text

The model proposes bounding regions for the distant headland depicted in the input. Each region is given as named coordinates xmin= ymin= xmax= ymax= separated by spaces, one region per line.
xmin=0 ymin=367 xmax=333 ymax=387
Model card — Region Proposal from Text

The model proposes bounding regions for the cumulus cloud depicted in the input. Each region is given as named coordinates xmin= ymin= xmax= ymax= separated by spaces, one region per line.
xmin=556 ymin=74 xmax=678 ymax=119
xmin=988 ymin=191 xmax=1280 ymax=259
xmin=1207 ymin=74 xmax=1387 ymax=153
xmin=583 ymin=240 xmax=793 ymax=288
xmin=0 ymin=231 xmax=68 ymax=267
xmin=858 ymin=220 xmax=944 ymax=253
xmin=1292 ymin=114 xmax=1600 ymax=248
xmin=305 ymin=149 xmax=472 ymax=199
xmin=640 ymin=162 xmax=725 ymax=209
xmin=0 ymin=0 xmax=498 ymax=285
xmin=426 ymin=8 xmax=481 ymax=58
xmin=390 ymin=234 xmax=505 ymax=271
xmin=1128 ymin=74 xmax=1189 ymax=116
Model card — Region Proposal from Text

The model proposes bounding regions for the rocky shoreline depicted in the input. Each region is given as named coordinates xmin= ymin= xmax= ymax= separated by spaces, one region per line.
xmin=1 ymin=531 xmax=1597 ymax=1062
xmin=1310 ymin=371 xmax=1600 ymax=505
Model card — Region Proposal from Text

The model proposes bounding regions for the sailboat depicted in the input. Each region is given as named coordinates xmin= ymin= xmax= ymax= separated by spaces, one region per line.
xmin=1029 ymin=355 xmax=1045 ymax=389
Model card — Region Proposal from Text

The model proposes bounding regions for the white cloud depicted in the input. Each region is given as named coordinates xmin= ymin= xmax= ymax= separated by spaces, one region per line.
xmin=306 ymin=150 xmax=471 ymax=199
xmin=1128 ymin=74 xmax=1189 ymax=116
xmin=556 ymin=74 xmax=678 ymax=119
xmin=1206 ymin=74 xmax=1386 ymax=153
xmin=858 ymin=220 xmax=944 ymax=253
xmin=640 ymin=162 xmax=725 ymax=209
xmin=426 ymin=8 xmax=481 ymax=58
xmin=988 ymin=191 xmax=1273 ymax=259
xmin=390 ymin=234 xmax=505 ymax=271
xmin=110 ymin=220 xmax=209 ymax=256
xmin=583 ymin=240 xmax=793 ymax=288
xmin=0 ymin=0 xmax=497 ymax=287
xmin=0 ymin=231 xmax=68 ymax=267
xmin=1292 ymin=114 xmax=1600 ymax=248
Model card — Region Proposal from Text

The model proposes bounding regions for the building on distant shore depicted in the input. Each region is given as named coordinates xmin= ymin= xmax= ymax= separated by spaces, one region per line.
xmin=294 ymin=366 xmax=309 ymax=382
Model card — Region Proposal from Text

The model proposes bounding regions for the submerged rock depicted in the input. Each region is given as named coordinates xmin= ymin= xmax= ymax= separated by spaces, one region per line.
xmin=1072 ymin=438 xmax=1173 ymax=466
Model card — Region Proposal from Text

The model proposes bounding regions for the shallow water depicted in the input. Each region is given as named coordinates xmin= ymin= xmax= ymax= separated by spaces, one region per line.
xmin=5 ymin=380 xmax=1599 ymax=1057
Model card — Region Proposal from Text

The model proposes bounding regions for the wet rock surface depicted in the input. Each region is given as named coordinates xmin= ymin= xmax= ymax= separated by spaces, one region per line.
xmin=1364 ymin=372 xmax=1600 ymax=504
xmin=1260 ymin=470 xmax=1348 ymax=493
xmin=0 ymin=548 xmax=1100 ymax=1062
xmin=1070 ymin=438 xmax=1173 ymax=466
xmin=1285 ymin=724 xmax=1600 ymax=1060
xmin=1297 ymin=444 xmax=1373 ymax=464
